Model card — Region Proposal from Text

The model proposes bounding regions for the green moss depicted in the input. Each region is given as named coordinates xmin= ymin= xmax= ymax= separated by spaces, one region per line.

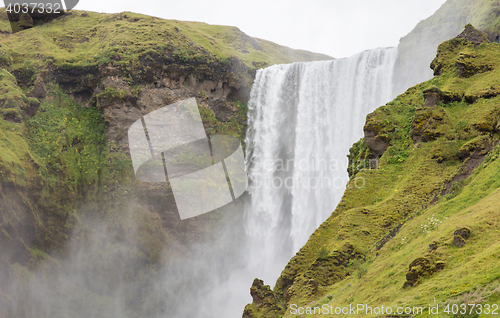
xmin=347 ymin=139 xmax=374 ymax=178
xmin=24 ymin=85 xmax=131 ymax=202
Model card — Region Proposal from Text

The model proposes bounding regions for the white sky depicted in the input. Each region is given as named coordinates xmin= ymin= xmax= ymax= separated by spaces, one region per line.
xmin=6 ymin=0 xmax=448 ymax=58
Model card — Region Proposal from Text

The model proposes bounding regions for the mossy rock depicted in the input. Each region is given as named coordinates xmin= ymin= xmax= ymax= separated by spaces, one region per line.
xmin=456 ymin=23 xmax=490 ymax=45
xmin=429 ymin=139 xmax=462 ymax=163
xmin=456 ymin=50 xmax=493 ymax=78
xmin=363 ymin=112 xmax=394 ymax=157
xmin=423 ymin=86 xmax=443 ymax=107
xmin=454 ymin=235 xmax=466 ymax=248
xmin=458 ymin=135 xmax=492 ymax=160
xmin=403 ymin=257 xmax=446 ymax=288
xmin=17 ymin=13 xmax=34 ymax=30
xmin=431 ymin=37 xmax=465 ymax=76
xmin=471 ymin=105 xmax=500 ymax=133
xmin=453 ymin=227 xmax=471 ymax=247
xmin=431 ymin=25 xmax=493 ymax=80
xmin=2 ymin=107 xmax=22 ymax=122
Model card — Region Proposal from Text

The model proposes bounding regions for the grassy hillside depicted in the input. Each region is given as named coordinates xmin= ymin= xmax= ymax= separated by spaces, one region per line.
xmin=244 ymin=25 xmax=500 ymax=318
xmin=0 ymin=8 xmax=331 ymax=77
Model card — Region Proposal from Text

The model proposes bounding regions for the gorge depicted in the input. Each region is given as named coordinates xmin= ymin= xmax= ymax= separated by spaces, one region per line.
xmin=2 ymin=1 xmax=500 ymax=318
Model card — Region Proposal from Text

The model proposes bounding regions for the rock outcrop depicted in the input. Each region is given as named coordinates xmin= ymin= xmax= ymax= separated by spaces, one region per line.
xmin=242 ymin=279 xmax=282 ymax=318
xmin=456 ymin=23 xmax=490 ymax=45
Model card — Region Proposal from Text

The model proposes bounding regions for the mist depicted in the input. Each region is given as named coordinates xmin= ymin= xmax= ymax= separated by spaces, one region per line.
xmin=0 ymin=193 xmax=254 ymax=318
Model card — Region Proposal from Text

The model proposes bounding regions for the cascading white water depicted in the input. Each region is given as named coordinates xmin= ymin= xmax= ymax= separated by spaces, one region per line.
xmin=244 ymin=47 xmax=398 ymax=285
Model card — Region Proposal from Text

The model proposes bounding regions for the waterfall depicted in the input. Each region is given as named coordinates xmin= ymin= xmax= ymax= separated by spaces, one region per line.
xmin=244 ymin=47 xmax=398 ymax=285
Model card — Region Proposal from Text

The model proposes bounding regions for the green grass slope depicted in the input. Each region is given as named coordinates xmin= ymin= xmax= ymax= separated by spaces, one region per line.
xmin=244 ymin=26 xmax=500 ymax=318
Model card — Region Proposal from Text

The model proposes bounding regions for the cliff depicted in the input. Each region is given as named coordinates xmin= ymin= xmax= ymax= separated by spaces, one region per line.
xmin=244 ymin=24 xmax=500 ymax=318
xmin=0 ymin=8 xmax=331 ymax=317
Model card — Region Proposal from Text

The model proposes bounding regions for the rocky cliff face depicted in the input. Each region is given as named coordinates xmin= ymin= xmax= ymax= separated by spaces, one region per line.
xmin=244 ymin=24 xmax=500 ymax=318
xmin=0 ymin=9 xmax=331 ymax=317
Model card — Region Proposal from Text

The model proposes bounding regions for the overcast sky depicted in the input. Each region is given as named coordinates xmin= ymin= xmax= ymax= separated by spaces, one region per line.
xmin=5 ymin=0 xmax=448 ymax=58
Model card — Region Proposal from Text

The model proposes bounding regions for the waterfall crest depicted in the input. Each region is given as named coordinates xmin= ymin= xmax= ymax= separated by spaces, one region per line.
xmin=244 ymin=47 xmax=398 ymax=284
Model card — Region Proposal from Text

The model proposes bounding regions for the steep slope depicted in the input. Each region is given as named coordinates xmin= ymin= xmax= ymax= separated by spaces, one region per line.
xmin=0 ymin=9 xmax=331 ymax=318
xmin=244 ymin=25 xmax=500 ymax=318
xmin=394 ymin=0 xmax=500 ymax=96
